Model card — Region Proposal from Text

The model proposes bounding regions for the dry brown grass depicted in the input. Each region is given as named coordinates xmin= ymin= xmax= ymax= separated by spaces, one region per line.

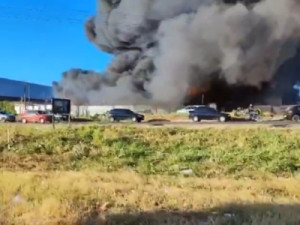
xmin=145 ymin=113 xmax=188 ymax=122
xmin=1 ymin=171 xmax=300 ymax=225
xmin=2 ymin=125 xmax=300 ymax=224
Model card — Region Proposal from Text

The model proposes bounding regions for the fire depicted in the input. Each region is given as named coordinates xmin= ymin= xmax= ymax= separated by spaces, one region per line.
xmin=189 ymin=88 xmax=205 ymax=97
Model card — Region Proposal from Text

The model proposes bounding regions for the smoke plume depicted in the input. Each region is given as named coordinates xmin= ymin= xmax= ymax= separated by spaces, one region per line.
xmin=54 ymin=0 xmax=300 ymax=107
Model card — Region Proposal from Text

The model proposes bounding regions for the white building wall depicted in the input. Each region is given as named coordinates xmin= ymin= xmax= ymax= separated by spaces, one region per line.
xmin=14 ymin=103 xmax=52 ymax=114
xmin=13 ymin=102 xmax=168 ymax=116
xmin=71 ymin=105 xmax=160 ymax=117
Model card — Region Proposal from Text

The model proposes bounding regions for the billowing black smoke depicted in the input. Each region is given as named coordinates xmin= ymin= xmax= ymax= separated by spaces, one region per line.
xmin=53 ymin=0 xmax=300 ymax=108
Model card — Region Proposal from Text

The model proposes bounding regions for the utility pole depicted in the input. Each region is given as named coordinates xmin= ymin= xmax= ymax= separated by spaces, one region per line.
xmin=23 ymin=82 xmax=27 ymax=110
xmin=202 ymin=94 xmax=205 ymax=105
xmin=27 ymin=84 xmax=30 ymax=103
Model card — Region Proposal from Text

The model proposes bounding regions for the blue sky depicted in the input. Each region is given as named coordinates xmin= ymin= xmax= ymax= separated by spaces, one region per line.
xmin=0 ymin=0 xmax=112 ymax=86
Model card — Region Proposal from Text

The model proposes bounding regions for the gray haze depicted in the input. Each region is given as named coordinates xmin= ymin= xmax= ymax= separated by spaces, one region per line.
xmin=53 ymin=0 xmax=300 ymax=107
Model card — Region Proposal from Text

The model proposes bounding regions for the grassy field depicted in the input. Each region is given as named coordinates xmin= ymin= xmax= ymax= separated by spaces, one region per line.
xmin=1 ymin=124 xmax=300 ymax=224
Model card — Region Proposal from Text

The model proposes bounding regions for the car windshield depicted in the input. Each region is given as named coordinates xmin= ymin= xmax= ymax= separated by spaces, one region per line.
xmin=285 ymin=106 xmax=299 ymax=112
xmin=27 ymin=110 xmax=46 ymax=115
xmin=186 ymin=106 xmax=199 ymax=109
xmin=111 ymin=109 xmax=133 ymax=113
xmin=125 ymin=109 xmax=133 ymax=113
xmin=207 ymin=108 xmax=218 ymax=113
xmin=37 ymin=111 xmax=46 ymax=114
xmin=194 ymin=107 xmax=218 ymax=113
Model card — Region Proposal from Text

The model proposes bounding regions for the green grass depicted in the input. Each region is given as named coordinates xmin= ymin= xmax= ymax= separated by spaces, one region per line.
xmin=1 ymin=125 xmax=300 ymax=177
xmin=2 ymin=125 xmax=300 ymax=224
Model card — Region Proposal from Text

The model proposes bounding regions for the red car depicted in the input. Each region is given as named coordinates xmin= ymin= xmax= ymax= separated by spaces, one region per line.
xmin=19 ymin=110 xmax=52 ymax=124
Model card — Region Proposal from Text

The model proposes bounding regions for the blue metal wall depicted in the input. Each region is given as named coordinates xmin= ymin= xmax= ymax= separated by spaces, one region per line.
xmin=0 ymin=78 xmax=53 ymax=101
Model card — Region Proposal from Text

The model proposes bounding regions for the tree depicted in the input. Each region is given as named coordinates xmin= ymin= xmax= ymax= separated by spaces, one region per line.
xmin=0 ymin=101 xmax=15 ymax=114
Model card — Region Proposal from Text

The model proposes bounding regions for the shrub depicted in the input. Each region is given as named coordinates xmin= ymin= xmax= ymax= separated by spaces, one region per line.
xmin=0 ymin=101 xmax=15 ymax=114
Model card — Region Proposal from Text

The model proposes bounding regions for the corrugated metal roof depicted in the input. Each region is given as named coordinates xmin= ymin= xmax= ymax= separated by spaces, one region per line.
xmin=0 ymin=78 xmax=53 ymax=101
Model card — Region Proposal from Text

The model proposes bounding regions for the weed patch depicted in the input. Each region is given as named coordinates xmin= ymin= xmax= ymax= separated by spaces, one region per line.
xmin=1 ymin=125 xmax=300 ymax=177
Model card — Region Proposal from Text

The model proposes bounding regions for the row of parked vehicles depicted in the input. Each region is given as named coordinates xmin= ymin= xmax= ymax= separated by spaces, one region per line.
xmin=179 ymin=104 xmax=300 ymax=122
xmin=2 ymin=105 xmax=300 ymax=124
xmin=0 ymin=108 xmax=143 ymax=124
xmin=0 ymin=110 xmax=68 ymax=123
xmin=106 ymin=106 xmax=230 ymax=123
xmin=178 ymin=105 xmax=260 ymax=122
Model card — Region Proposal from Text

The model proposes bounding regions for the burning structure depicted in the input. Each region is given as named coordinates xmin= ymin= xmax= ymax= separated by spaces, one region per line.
xmin=53 ymin=0 xmax=300 ymax=110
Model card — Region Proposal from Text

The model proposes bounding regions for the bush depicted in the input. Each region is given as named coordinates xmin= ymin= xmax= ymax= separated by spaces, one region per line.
xmin=0 ymin=101 xmax=15 ymax=114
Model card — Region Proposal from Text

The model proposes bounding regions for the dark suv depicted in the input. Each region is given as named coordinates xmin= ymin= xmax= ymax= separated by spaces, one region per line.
xmin=285 ymin=105 xmax=300 ymax=121
xmin=107 ymin=108 xmax=145 ymax=123
xmin=189 ymin=106 xmax=231 ymax=122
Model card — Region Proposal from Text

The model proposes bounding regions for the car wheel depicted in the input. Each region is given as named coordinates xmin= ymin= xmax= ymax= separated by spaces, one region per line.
xmin=40 ymin=118 xmax=45 ymax=124
xmin=193 ymin=116 xmax=200 ymax=122
xmin=292 ymin=115 xmax=300 ymax=122
xmin=219 ymin=116 xmax=226 ymax=122
xmin=132 ymin=117 xmax=137 ymax=122
xmin=22 ymin=118 xmax=27 ymax=124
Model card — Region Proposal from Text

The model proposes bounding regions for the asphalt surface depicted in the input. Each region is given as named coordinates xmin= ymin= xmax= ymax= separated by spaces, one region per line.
xmin=5 ymin=119 xmax=300 ymax=129
xmin=100 ymin=120 xmax=300 ymax=129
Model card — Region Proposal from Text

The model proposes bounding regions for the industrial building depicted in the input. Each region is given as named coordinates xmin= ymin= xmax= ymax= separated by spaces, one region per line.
xmin=187 ymin=47 xmax=300 ymax=111
xmin=0 ymin=77 xmax=53 ymax=113
xmin=0 ymin=77 xmax=152 ymax=116
xmin=0 ymin=78 xmax=52 ymax=102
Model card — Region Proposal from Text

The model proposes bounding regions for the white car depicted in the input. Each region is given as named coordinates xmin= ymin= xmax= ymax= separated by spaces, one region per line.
xmin=176 ymin=105 xmax=204 ymax=114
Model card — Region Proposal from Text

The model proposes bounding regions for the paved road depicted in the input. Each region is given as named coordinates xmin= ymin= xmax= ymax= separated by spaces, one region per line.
xmin=5 ymin=119 xmax=300 ymax=129
xmin=100 ymin=120 xmax=300 ymax=129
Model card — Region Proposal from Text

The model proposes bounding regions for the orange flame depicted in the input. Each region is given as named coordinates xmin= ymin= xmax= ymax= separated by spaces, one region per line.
xmin=189 ymin=88 xmax=206 ymax=96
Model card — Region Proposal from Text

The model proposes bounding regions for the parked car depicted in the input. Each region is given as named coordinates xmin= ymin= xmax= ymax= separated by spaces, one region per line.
xmin=189 ymin=106 xmax=231 ymax=122
xmin=18 ymin=110 xmax=52 ymax=124
xmin=176 ymin=105 xmax=204 ymax=114
xmin=285 ymin=105 xmax=300 ymax=121
xmin=107 ymin=108 xmax=144 ymax=123
xmin=46 ymin=111 xmax=69 ymax=122
xmin=0 ymin=110 xmax=16 ymax=122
